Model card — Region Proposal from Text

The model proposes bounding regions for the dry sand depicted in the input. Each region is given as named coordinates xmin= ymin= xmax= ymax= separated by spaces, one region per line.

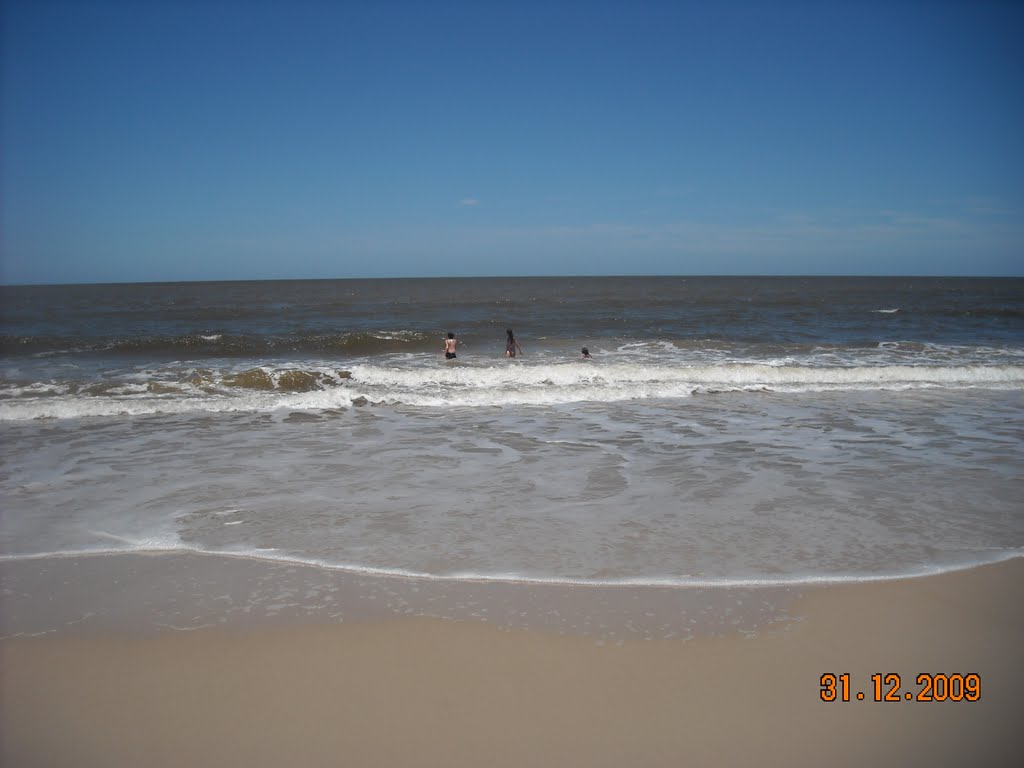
xmin=2 ymin=558 xmax=1022 ymax=767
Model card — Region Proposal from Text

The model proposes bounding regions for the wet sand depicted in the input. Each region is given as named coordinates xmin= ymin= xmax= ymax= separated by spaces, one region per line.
xmin=2 ymin=557 xmax=1022 ymax=767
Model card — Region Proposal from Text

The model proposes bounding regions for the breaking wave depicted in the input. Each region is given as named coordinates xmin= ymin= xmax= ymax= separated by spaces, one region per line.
xmin=1 ymin=361 xmax=1022 ymax=420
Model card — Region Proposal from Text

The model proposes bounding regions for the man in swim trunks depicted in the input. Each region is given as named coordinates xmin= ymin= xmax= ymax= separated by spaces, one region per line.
xmin=444 ymin=332 xmax=457 ymax=359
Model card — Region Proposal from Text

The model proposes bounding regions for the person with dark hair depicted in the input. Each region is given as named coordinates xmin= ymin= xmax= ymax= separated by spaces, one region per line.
xmin=443 ymin=332 xmax=457 ymax=360
xmin=505 ymin=328 xmax=523 ymax=358
xmin=581 ymin=347 xmax=591 ymax=359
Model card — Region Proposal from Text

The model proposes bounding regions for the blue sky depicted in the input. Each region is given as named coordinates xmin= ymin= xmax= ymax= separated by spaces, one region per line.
xmin=2 ymin=0 xmax=1022 ymax=284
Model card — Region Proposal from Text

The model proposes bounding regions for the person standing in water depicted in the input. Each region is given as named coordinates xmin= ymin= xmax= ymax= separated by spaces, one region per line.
xmin=444 ymin=332 xmax=457 ymax=360
xmin=505 ymin=328 xmax=523 ymax=358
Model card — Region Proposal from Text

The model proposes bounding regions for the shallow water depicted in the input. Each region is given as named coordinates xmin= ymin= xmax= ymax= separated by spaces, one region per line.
xmin=2 ymin=389 xmax=1021 ymax=583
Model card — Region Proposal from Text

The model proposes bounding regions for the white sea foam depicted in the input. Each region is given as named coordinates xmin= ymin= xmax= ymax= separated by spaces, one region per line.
xmin=1 ymin=361 xmax=1022 ymax=420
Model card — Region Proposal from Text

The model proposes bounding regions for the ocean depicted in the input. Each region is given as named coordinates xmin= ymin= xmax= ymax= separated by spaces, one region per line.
xmin=2 ymin=275 xmax=1023 ymax=594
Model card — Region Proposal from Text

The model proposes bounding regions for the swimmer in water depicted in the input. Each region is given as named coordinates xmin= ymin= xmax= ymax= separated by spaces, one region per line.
xmin=505 ymin=328 xmax=523 ymax=358
xmin=444 ymin=332 xmax=457 ymax=360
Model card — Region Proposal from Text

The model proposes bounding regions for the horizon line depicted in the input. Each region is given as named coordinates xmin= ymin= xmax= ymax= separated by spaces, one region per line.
xmin=3 ymin=273 xmax=1023 ymax=289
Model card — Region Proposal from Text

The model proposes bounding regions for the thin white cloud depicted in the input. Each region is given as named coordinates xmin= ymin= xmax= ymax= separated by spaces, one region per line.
xmin=458 ymin=198 xmax=480 ymax=207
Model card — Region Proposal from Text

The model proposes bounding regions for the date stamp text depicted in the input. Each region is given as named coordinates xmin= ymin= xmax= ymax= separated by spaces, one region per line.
xmin=820 ymin=673 xmax=981 ymax=702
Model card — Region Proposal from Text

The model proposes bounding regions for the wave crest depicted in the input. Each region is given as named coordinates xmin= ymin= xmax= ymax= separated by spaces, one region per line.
xmin=1 ymin=360 xmax=1022 ymax=420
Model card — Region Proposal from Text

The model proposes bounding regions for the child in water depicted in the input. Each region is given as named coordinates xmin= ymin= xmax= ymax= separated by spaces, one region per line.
xmin=444 ymin=332 xmax=457 ymax=360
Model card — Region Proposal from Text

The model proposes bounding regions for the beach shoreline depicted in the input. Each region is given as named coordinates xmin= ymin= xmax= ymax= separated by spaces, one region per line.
xmin=2 ymin=556 xmax=1021 ymax=767
xmin=0 ymin=550 xmax=807 ymax=641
